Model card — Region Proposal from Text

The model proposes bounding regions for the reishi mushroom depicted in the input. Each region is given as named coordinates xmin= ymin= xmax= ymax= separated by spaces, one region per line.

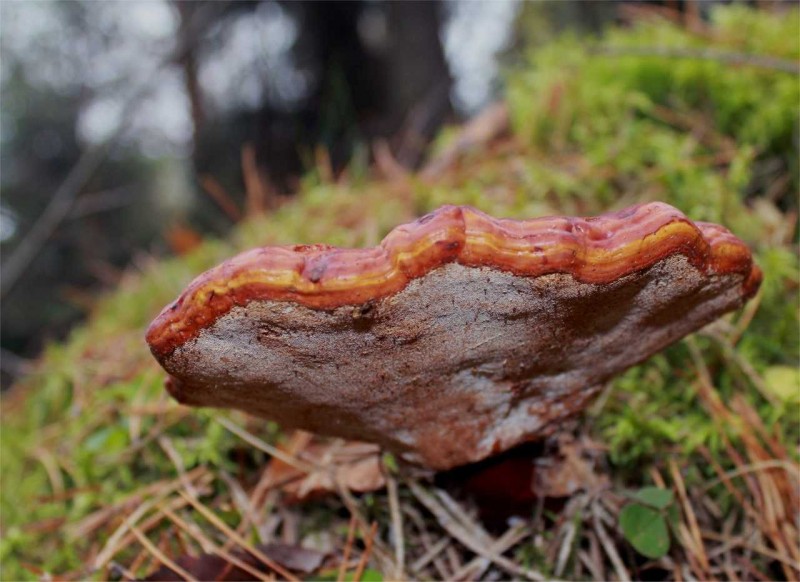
xmin=146 ymin=203 xmax=761 ymax=470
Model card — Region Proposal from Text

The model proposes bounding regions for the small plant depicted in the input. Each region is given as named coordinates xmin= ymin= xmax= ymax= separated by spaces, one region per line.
xmin=619 ymin=486 xmax=680 ymax=559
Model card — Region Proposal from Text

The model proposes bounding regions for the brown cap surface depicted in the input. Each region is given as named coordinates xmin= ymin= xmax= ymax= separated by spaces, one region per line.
xmin=147 ymin=203 xmax=761 ymax=469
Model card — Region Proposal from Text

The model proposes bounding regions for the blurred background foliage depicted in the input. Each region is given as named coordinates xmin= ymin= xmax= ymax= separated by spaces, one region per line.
xmin=1 ymin=0 xmax=520 ymax=383
xmin=1 ymin=2 xmax=798 ymax=580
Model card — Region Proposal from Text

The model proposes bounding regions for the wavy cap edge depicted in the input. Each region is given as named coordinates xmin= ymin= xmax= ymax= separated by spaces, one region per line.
xmin=146 ymin=202 xmax=760 ymax=358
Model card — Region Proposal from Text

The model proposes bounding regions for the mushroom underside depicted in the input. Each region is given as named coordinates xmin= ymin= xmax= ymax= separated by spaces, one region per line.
xmin=162 ymin=255 xmax=747 ymax=470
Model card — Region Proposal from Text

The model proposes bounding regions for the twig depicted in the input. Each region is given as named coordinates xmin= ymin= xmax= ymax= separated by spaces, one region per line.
xmin=394 ymin=78 xmax=452 ymax=168
xmin=178 ymin=490 xmax=299 ymax=581
xmin=701 ymin=329 xmax=778 ymax=406
xmin=579 ymin=537 xmax=605 ymax=582
xmin=91 ymin=472 xmax=212 ymax=573
xmin=338 ymin=515 xmax=358 ymax=582
xmin=420 ymin=101 xmax=509 ymax=180
xmin=592 ymin=502 xmax=630 ymax=582
xmin=242 ymin=143 xmax=270 ymax=217
xmin=701 ymin=460 xmax=800 ymax=493
xmin=248 ymin=431 xmax=315 ymax=526
xmin=734 ymin=555 xmax=772 ymax=582
xmin=598 ymin=46 xmax=800 ymax=75
xmin=199 ymin=175 xmax=243 ymax=222
xmin=701 ymin=529 xmax=800 ymax=571
xmin=452 ymin=522 xmax=531 ymax=581
xmin=106 ymin=408 xmax=192 ymax=464
xmin=126 ymin=519 xmax=196 ymax=582
xmin=2 ymin=134 xmax=119 ymax=298
xmin=92 ymin=497 xmax=161 ymax=570
xmin=67 ymin=186 xmax=135 ymax=220
xmin=409 ymin=536 xmax=450 ymax=575
xmin=158 ymin=436 xmax=199 ymax=499
xmin=385 ymin=471 xmax=406 ymax=579
xmin=669 ymin=458 xmax=711 ymax=576
xmin=729 ymin=289 xmax=762 ymax=345
xmin=444 ymin=545 xmax=463 ymax=578
xmin=219 ymin=470 xmax=262 ymax=542
xmin=407 ymin=480 xmax=549 ymax=581
xmin=353 ymin=522 xmax=379 ymax=582
xmin=0 ymin=3 xmax=224 ymax=298
xmin=214 ymin=415 xmax=317 ymax=473
xmin=108 ymin=560 xmax=139 ymax=582
xmin=403 ymin=505 xmax=452 ymax=580
xmin=158 ymin=504 xmax=272 ymax=582
xmin=556 ymin=518 xmax=577 ymax=577
xmin=686 ymin=337 xmax=730 ymax=421
xmin=31 ymin=447 xmax=65 ymax=497
xmin=432 ymin=487 xmax=492 ymax=546
xmin=333 ymin=478 xmax=395 ymax=571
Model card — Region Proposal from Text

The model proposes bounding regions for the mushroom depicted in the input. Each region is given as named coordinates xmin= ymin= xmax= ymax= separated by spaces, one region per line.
xmin=146 ymin=203 xmax=761 ymax=470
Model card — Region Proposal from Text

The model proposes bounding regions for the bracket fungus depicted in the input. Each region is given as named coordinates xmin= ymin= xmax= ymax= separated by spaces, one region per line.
xmin=146 ymin=203 xmax=761 ymax=470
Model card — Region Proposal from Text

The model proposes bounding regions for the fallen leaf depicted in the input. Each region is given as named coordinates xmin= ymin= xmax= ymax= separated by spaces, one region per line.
xmin=260 ymin=431 xmax=385 ymax=503
xmin=619 ymin=503 xmax=671 ymax=559
xmin=531 ymin=435 xmax=608 ymax=498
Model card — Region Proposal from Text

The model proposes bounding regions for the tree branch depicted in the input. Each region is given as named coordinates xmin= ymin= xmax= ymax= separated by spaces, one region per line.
xmin=0 ymin=2 xmax=225 ymax=298
xmin=598 ymin=46 xmax=800 ymax=75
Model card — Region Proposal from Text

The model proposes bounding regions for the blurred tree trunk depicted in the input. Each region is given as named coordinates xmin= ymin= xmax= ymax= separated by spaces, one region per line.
xmin=191 ymin=1 xmax=453 ymax=199
xmin=173 ymin=1 xmax=205 ymax=146
xmin=384 ymin=1 xmax=453 ymax=167
xmin=278 ymin=0 xmax=452 ymax=174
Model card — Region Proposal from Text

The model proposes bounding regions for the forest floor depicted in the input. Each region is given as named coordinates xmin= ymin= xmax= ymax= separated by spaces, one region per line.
xmin=2 ymin=6 xmax=798 ymax=581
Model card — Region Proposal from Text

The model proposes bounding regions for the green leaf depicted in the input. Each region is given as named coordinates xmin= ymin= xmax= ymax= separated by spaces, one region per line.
xmin=382 ymin=452 xmax=398 ymax=473
xmin=666 ymin=503 xmax=682 ymax=534
xmin=83 ymin=425 xmax=128 ymax=453
xmin=355 ymin=569 xmax=383 ymax=582
xmin=316 ymin=569 xmax=383 ymax=582
xmin=619 ymin=503 xmax=671 ymax=559
xmin=630 ymin=486 xmax=674 ymax=510
xmin=763 ymin=366 xmax=800 ymax=404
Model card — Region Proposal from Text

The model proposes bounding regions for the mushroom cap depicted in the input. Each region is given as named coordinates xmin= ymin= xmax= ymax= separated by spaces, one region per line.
xmin=146 ymin=203 xmax=761 ymax=469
